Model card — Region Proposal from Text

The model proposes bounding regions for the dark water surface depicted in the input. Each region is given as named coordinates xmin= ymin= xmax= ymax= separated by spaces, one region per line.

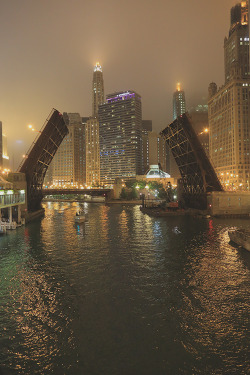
xmin=0 ymin=202 xmax=249 ymax=375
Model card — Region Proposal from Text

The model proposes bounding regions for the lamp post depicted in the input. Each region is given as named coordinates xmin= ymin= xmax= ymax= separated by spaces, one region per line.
xmin=28 ymin=124 xmax=41 ymax=133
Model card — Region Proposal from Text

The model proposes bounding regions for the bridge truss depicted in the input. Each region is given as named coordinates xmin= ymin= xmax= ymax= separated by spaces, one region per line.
xmin=160 ymin=113 xmax=223 ymax=209
xmin=18 ymin=109 xmax=68 ymax=211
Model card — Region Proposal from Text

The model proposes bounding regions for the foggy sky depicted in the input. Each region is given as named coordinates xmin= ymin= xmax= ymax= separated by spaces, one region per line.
xmin=0 ymin=0 xmax=239 ymax=168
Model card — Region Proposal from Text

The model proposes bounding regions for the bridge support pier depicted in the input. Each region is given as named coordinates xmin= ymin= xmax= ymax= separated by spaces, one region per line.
xmin=8 ymin=207 xmax=12 ymax=224
xmin=17 ymin=206 xmax=21 ymax=224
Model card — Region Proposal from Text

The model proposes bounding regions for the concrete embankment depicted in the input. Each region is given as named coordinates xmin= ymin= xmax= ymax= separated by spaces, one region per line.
xmin=140 ymin=207 xmax=214 ymax=218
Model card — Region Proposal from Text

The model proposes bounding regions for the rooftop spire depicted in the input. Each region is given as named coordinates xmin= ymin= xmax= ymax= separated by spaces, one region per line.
xmin=94 ymin=62 xmax=102 ymax=72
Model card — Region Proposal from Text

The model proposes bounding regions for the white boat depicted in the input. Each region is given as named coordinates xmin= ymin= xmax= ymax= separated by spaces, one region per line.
xmin=228 ymin=229 xmax=250 ymax=252
xmin=74 ymin=211 xmax=86 ymax=223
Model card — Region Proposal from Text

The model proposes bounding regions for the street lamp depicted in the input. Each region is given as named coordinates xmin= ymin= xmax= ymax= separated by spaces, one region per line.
xmin=28 ymin=124 xmax=41 ymax=133
xmin=199 ymin=128 xmax=209 ymax=135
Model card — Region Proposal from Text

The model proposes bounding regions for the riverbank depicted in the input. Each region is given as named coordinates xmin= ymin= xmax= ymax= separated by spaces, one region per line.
xmin=43 ymin=197 xmax=142 ymax=205
xmin=107 ymin=199 xmax=142 ymax=205
xmin=140 ymin=206 xmax=214 ymax=218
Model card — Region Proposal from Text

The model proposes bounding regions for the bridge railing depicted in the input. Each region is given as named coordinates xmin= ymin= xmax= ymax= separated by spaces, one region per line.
xmin=0 ymin=190 xmax=25 ymax=208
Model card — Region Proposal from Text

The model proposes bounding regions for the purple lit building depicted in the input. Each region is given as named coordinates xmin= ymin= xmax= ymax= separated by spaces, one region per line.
xmin=99 ymin=91 xmax=143 ymax=184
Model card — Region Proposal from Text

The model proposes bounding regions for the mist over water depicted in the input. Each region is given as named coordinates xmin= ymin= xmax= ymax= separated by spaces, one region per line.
xmin=0 ymin=202 xmax=249 ymax=374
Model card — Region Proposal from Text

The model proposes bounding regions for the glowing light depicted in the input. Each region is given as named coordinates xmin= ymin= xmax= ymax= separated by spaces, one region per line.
xmin=94 ymin=62 xmax=102 ymax=72
xmin=28 ymin=124 xmax=41 ymax=133
xmin=176 ymin=82 xmax=181 ymax=91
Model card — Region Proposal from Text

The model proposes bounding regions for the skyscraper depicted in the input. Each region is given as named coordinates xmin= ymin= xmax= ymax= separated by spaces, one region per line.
xmin=99 ymin=90 xmax=143 ymax=184
xmin=224 ymin=1 xmax=249 ymax=82
xmin=173 ymin=82 xmax=186 ymax=120
xmin=142 ymin=120 xmax=152 ymax=173
xmin=92 ymin=62 xmax=104 ymax=117
xmin=49 ymin=113 xmax=85 ymax=187
xmin=208 ymin=0 xmax=250 ymax=191
xmin=141 ymin=121 xmax=167 ymax=173
xmin=85 ymin=117 xmax=100 ymax=186
xmin=169 ymin=83 xmax=186 ymax=178
xmin=85 ymin=62 xmax=104 ymax=186
xmin=0 ymin=122 xmax=2 ymax=169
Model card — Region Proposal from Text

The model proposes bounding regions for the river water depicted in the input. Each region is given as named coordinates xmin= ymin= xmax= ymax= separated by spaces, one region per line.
xmin=0 ymin=202 xmax=249 ymax=375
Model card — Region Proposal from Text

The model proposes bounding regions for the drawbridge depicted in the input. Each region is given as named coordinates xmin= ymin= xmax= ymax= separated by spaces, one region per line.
xmin=160 ymin=113 xmax=223 ymax=209
xmin=18 ymin=109 xmax=68 ymax=211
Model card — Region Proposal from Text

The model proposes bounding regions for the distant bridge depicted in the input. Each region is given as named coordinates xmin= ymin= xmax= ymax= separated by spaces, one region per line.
xmin=18 ymin=109 xmax=69 ymax=212
xmin=43 ymin=188 xmax=112 ymax=198
xmin=160 ymin=113 xmax=223 ymax=209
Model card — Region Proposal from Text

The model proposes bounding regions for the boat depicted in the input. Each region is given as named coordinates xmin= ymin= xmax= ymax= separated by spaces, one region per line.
xmin=228 ymin=229 xmax=250 ymax=251
xmin=74 ymin=210 xmax=86 ymax=223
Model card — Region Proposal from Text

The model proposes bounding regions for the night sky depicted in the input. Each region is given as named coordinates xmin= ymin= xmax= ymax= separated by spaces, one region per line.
xmin=0 ymin=0 xmax=238 ymax=168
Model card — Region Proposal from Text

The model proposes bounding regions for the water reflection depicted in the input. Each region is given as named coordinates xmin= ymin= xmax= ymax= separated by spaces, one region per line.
xmin=0 ymin=203 xmax=249 ymax=374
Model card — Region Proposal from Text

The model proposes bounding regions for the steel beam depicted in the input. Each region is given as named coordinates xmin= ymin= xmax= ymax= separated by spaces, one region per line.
xmin=19 ymin=109 xmax=69 ymax=211
xmin=160 ymin=113 xmax=223 ymax=209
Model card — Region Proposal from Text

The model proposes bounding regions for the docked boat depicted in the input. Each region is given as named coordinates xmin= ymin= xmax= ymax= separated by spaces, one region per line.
xmin=228 ymin=229 xmax=250 ymax=251
xmin=74 ymin=210 xmax=86 ymax=223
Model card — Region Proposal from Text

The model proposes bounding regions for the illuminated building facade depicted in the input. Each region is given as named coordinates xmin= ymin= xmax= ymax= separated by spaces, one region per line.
xmin=173 ymin=82 xmax=186 ymax=120
xmin=169 ymin=83 xmax=186 ymax=178
xmin=99 ymin=91 xmax=143 ymax=184
xmin=0 ymin=122 xmax=10 ymax=171
xmin=92 ymin=62 xmax=104 ymax=117
xmin=85 ymin=117 xmax=100 ymax=186
xmin=85 ymin=63 xmax=105 ymax=186
xmin=0 ymin=122 xmax=2 ymax=168
xmin=208 ymin=1 xmax=250 ymax=191
xmin=224 ymin=1 xmax=249 ymax=82
xmin=50 ymin=113 xmax=85 ymax=187
xmin=142 ymin=120 xmax=152 ymax=173
xmin=142 ymin=123 xmax=167 ymax=174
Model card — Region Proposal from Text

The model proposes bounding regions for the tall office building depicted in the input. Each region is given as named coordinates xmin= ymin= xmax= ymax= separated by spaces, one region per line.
xmin=173 ymin=82 xmax=186 ymax=120
xmin=2 ymin=134 xmax=9 ymax=169
xmin=142 ymin=120 xmax=152 ymax=173
xmin=224 ymin=1 xmax=249 ymax=82
xmin=0 ymin=122 xmax=9 ymax=170
xmin=169 ymin=83 xmax=186 ymax=178
xmin=208 ymin=1 xmax=250 ymax=191
xmin=142 ymin=121 xmax=167 ymax=173
xmin=99 ymin=90 xmax=143 ymax=184
xmin=50 ymin=113 xmax=85 ymax=187
xmin=85 ymin=62 xmax=104 ymax=186
xmin=92 ymin=62 xmax=104 ymax=117
xmin=0 ymin=122 xmax=2 ymax=168
xmin=85 ymin=117 xmax=100 ymax=186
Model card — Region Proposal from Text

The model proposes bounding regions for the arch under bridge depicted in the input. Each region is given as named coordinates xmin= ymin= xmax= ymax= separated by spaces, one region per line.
xmin=160 ymin=113 xmax=223 ymax=210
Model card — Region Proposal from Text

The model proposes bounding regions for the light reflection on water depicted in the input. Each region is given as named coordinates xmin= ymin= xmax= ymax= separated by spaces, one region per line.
xmin=0 ymin=202 xmax=249 ymax=375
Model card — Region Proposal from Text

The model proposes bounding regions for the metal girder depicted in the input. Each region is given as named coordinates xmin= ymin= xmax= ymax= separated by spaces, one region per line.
xmin=160 ymin=113 xmax=223 ymax=209
xmin=18 ymin=109 xmax=68 ymax=211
